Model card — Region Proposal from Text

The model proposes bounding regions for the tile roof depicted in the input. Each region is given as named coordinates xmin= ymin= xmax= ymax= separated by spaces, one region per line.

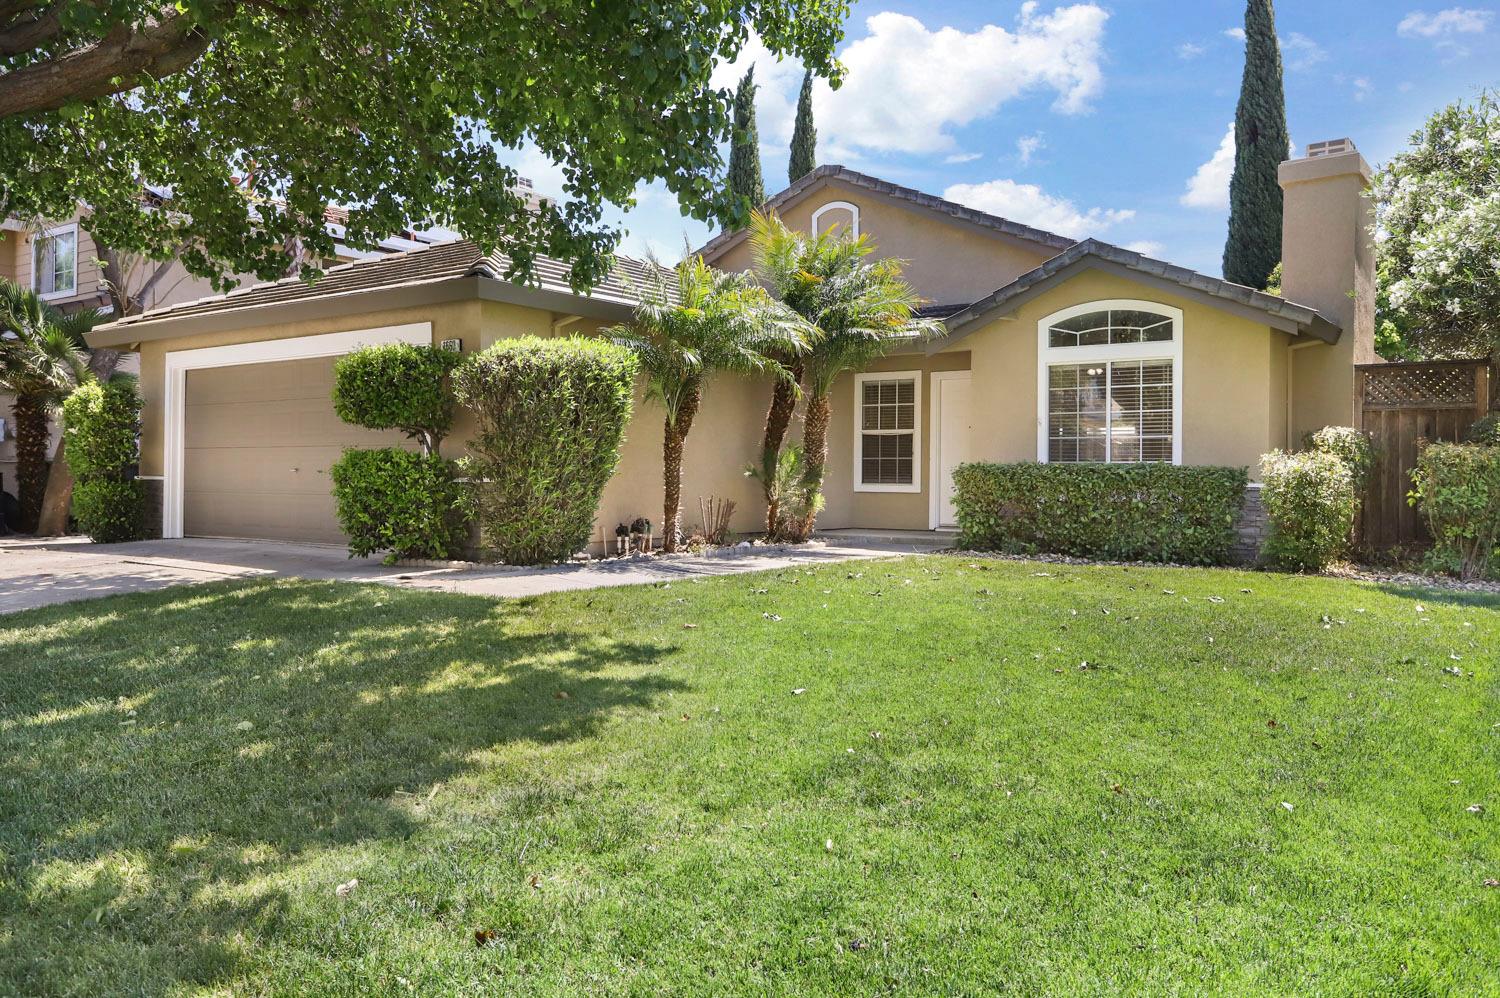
xmin=102 ymin=239 xmax=667 ymax=329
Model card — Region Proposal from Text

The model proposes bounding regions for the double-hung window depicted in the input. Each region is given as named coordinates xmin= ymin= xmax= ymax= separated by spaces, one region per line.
xmin=33 ymin=224 xmax=78 ymax=299
xmin=1038 ymin=301 xmax=1181 ymax=464
xmin=855 ymin=371 xmax=921 ymax=492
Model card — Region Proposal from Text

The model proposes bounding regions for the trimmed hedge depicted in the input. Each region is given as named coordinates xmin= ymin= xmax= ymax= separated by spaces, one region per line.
xmin=1260 ymin=450 xmax=1357 ymax=571
xmin=952 ymin=462 xmax=1249 ymax=565
xmin=330 ymin=448 xmax=466 ymax=563
xmin=1409 ymin=442 xmax=1500 ymax=579
xmin=61 ymin=379 xmax=145 ymax=543
xmin=453 ymin=336 xmax=637 ymax=564
xmin=333 ymin=342 xmax=460 ymax=454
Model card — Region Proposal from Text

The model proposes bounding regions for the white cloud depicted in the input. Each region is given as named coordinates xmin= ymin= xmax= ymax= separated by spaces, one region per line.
xmin=1281 ymin=32 xmax=1328 ymax=70
xmin=1176 ymin=41 xmax=1207 ymax=59
xmin=1124 ymin=240 xmax=1166 ymax=256
xmin=1397 ymin=7 xmax=1493 ymax=37
xmin=1223 ymin=27 xmax=1246 ymax=41
xmin=815 ymin=4 xmax=1109 ymax=154
xmin=1181 ymin=123 xmax=1235 ymax=210
xmin=942 ymin=178 xmax=1132 ymax=238
xmin=1352 ymin=77 xmax=1375 ymax=101
xmin=709 ymin=32 xmax=808 ymax=145
xmin=1016 ymin=134 xmax=1045 ymax=165
xmin=943 ymin=152 xmax=983 ymax=164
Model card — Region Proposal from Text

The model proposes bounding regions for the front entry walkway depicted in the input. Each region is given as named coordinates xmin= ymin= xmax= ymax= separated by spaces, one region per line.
xmin=0 ymin=535 xmax=934 ymax=614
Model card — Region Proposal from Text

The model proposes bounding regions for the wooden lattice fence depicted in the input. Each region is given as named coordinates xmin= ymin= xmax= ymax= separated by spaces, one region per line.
xmin=1357 ymin=359 xmax=1494 ymax=549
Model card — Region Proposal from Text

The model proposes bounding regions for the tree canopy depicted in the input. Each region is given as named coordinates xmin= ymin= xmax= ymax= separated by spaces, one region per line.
xmin=0 ymin=1 xmax=846 ymax=291
xmin=728 ymin=66 xmax=766 ymax=210
xmin=1222 ymin=0 xmax=1288 ymax=290
xmin=1374 ymin=90 xmax=1500 ymax=362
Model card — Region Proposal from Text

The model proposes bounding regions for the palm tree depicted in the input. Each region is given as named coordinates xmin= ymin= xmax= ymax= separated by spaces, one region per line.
xmin=612 ymin=254 xmax=809 ymax=552
xmin=0 ymin=279 xmax=99 ymax=532
xmin=749 ymin=212 xmax=940 ymax=540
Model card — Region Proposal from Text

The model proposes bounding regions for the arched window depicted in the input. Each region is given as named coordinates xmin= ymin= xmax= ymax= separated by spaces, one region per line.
xmin=1037 ymin=300 xmax=1182 ymax=465
xmin=811 ymin=200 xmax=860 ymax=238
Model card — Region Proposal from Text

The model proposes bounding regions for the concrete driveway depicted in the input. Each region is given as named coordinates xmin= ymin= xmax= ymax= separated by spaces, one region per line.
xmin=0 ymin=533 xmax=945 ymax=614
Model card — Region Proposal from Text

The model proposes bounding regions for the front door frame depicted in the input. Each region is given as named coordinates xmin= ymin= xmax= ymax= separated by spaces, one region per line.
xmin=928 ymin=370 xmax=972 ymax=530
xmin=161 ymin=322 xmax=431 ymax=538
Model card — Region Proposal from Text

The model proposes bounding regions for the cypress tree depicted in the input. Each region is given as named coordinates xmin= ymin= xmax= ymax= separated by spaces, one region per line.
xmin=788 ymin=69 xmax=817 ymax=185
xmin=1222 ymin=0 xmax=1290 ymax=290
xmin=728 ymin=68 xmax=765 ymax=209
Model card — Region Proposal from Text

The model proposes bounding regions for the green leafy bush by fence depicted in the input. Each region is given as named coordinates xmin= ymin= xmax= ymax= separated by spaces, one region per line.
xmin=333 ymin=342 xmax=460 ymax=454
xmin=453 ymin=336 xmax=637 ymax=564
xmin=1464 ymin=414 xmax=1500 ymax=447
xmin=1306 ymin=426 xmax=1376 ymax=492
xmin=1260 ymin=450 xmax=1357 ymax=571
xmin=1409 ymin=442 xmax=1500 ymax=579
xmin=951 ymin=462 xmax=1248 ymax=565
xmin=330 ymin=448 xmax=465 ymax=563
xmin=61 ymin=379 xmax=145 ymax=543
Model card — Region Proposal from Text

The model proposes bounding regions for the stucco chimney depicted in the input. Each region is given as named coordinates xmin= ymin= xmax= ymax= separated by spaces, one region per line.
xmin=1279 ymin=138 xmax=1376 ymax=434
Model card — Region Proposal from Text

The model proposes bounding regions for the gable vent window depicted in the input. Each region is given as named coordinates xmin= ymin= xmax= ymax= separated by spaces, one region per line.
xmin=855 ymin=372 xmax=921 ymax=492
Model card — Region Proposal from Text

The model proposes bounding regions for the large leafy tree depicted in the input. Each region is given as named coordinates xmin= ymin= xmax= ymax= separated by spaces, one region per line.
xmin=612 ymin=254 xmax=806 ymax=552
xmin=0 ymin=2 xmax=845 ymax=290
xmin=1222 ymin=0 xmax=1289 ymax=290
xmin=0 ymin=279 xmax=99 ymax=532
xmin=1374 ymin=90 xmax=1500 ymax=362
xmin=728 ymin=67 xmax=766 ymax=211
xmin=788 ymin=69 xmax=817 ymax=185
xmin=750 ymin=212 xmax=938 ymax=540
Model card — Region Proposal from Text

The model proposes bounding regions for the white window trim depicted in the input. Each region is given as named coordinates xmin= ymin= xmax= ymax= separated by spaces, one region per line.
xmin=927 ymin=370 xmax=970 ymax=530
xmin=1035 ymin=299 xmax=1183 ymax=465
xmin=853 ymin=370 xmax=922 ymax=494
xmin=33 ymin=222 xmax=79 ymax=301
xmin=161 ymin=322 xmax=431 ymax=538
xmin=811 ymin=200 xmax=860 ymax=238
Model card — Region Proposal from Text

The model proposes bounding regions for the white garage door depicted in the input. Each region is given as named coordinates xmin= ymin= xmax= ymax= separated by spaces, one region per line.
xmin=182 ymin=356 xmax=398 ymax=543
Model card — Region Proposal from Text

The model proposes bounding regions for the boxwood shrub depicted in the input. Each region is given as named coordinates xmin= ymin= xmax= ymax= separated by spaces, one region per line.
xmin=1409 ymin=442 xmax=1500 ymax=579
xmin=330 ymin=447 xmax=466 ymax=563
xmin=952 ymin=462 xmax=1249 ymax=565
xmin=453 ymin=336 xmax=637 ymax=564
xmin=61 ymin=379 xmax=145 ymax=543
xmin=1260 ymin=450 xmax=1357 ymax=571
xmin=333 ymin=342 xmax=460 ymax=454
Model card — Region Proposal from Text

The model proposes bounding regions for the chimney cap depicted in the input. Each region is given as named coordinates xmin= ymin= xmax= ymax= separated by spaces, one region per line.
xmin=1304 ymin=138 xmax=1356 ymax=159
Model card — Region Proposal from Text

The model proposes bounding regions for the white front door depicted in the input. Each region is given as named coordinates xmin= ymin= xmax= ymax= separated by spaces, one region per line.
xmin=932 ymin=373 xmax=972 ymax=528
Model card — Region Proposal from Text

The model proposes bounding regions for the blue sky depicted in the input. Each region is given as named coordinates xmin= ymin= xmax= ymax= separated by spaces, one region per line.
xmin=508 ymin=1 xmax=1498 ymax=279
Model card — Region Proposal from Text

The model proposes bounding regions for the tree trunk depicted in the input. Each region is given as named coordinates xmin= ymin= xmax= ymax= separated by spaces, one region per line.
xmin=759 ymin=359 xmax=802 ymax=538
xmin=35 ymin=350 xmax=124 ymax=537
xmin=11 ymin=393 xmax=50 ymax=533
xmin=661 ymin=383 xmax=701 ymax=554
xmin=796 ymin=391 xmax=833 ymax=540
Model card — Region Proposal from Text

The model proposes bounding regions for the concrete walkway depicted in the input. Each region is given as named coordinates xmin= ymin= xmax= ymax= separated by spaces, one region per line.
xmin=0 ymin=534 xmax=942 ymax=614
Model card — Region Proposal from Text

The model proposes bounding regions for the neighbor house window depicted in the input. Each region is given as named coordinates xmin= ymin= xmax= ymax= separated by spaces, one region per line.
xmin=1037 ymin=301 xmax=1181 ymax=464
xmin=855 ymin=371 xmax=921 ymax=492
xmin=33 ymin=224 xmax=77 ymax=298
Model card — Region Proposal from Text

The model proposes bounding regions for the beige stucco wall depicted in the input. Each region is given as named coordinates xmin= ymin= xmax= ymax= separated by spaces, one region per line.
xmin=957 ymin=270 xmax=1294 ymax=478
xmin=710 ymin=179 xmax=1057 ymax=307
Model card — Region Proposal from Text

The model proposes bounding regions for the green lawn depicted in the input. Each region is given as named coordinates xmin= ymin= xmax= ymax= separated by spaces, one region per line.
xmin=2 ymin=556 xmax=1497 ymax=996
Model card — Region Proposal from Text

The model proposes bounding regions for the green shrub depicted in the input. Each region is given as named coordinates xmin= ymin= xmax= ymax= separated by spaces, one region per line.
xmin=330 ymin=448 xmax=466 ymax=563
xmin=951 ymin=462 xmax=1249 ymax=565
xmin=333 ymin=342 xmax=460 ymax=453
xmin=1409 ymin=442 xmax=1500 ymax=579
xmin=61 ymin=379 xmax=146 ymax=543
xmin=1260 ymin=450 xmax=1357 ymax=571
xmin=453 ymin=336 xmax=638 ymax=564
xmin=1306 ymin=425 xmax=1376 ymax=492
xmin=71 ymin=478 xmax=145 ymax=543
xmin=1464 ymin=414 xmax=1500 ymax=447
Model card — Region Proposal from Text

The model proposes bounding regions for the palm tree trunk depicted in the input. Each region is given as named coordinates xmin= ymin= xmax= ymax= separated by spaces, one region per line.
xmin=661 ymin=382 xmax=701 ymax=554
xmin=759 ymin=358 xmax=802 ymax=538
xmin=796 ymin=390 xmax=833 ymax=540
xmin=11 ymin=393 xmax=50 ymax=533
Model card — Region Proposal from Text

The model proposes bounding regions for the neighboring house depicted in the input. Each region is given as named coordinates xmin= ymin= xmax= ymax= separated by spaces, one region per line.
xmin=85 ymin=141 xmax=1375 ymax=549
xmin=0 ymin=195 xmax=459 ymax=497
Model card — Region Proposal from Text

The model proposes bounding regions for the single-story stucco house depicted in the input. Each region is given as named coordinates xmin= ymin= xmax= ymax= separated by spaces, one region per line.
xmin=86 ymin=139 xmax=1376 ymax=550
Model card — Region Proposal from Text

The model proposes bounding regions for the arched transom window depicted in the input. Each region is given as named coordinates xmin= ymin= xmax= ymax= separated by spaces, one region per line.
xmin=1037 ymin=300 xmax=1183 ymax=465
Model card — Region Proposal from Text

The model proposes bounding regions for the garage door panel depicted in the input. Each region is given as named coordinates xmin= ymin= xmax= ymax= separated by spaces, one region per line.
xmin=183 ymin=355 xmax=403 ymax=542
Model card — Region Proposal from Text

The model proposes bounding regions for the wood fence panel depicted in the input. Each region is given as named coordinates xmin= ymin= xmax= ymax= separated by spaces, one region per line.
xmin=1357 ymin=360 xmax=1494 ymax=549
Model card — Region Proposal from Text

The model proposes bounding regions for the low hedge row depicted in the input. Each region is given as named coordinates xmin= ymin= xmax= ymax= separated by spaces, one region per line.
xmin=952 ymin=462 xmax=1249 ymax=565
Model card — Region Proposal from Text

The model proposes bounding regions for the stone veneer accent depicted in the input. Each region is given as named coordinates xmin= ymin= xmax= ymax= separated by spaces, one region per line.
xmin=139 ymin=477 xmax=164 ymax=540
xmin=1230 ymin=484 xmax=1268 ymax=565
